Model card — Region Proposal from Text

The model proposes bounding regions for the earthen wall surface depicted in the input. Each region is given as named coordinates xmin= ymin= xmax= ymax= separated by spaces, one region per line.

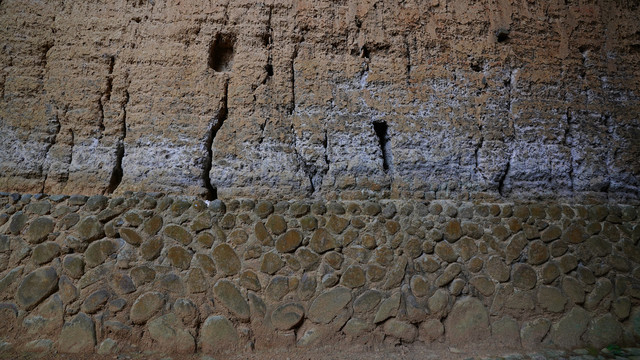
xmin=0 ymin=0 xmax=639 ymax=200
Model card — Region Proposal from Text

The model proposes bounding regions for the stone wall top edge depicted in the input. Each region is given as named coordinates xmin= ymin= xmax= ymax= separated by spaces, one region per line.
xmin=1 ymin=191 xmax=639 ymax=207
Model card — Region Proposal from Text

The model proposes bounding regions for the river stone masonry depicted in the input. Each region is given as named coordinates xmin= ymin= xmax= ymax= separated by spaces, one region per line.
xmin=0 ymin=192 xmax=639 ymax=355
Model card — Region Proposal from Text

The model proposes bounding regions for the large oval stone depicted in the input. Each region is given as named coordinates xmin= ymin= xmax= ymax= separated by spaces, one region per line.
xmin=26 ymin=217 xmax=54 ymax=244
xmin=212 ymin=244 xmax=241 ymax=276
xmin=58 ymin=312 xmax=96 ymax=353
xmin=308 ymin=286 xmax=352 ymax=324
xmin=164 ymin=224 xmax=193 ymax=245
xmin=444 ymin=297 xmax=489 ymax=344
xmin=16 ymin=266 xmax=58 ymax=310
xmin=130 ymin=292 xmax=165 ymax=324
xmin=213 ymin=279 xmax=250 ymax=321
xmin=275 ymin=229 xmax=303 ymax=253
xmin=76 ymin=216 xmax=104 ymax=242
xmin=200 ymin=315 xmax=237 ymax=354
xmin=271 ymin=303 xmax=304 ymax=330
xmin=309 ymin=228 xmax=337 ymax=254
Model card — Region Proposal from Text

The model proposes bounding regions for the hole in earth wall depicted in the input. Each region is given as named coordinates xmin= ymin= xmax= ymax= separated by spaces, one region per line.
xmin=208 ymin=33 xmax=235 ymax=72
xmin=373 ymin=120 xmax=392 ymax=172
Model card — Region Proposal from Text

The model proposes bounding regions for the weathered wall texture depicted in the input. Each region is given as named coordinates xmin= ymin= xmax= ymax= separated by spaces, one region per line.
xmin=0 ymin=193 xmax=639 ymax=355
xmin=0 ymin=0 xmax=639 ymax=200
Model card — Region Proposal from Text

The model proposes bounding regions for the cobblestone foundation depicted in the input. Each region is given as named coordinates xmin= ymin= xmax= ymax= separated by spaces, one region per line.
xmin=0 ymin=193 xmax=638 ymax=355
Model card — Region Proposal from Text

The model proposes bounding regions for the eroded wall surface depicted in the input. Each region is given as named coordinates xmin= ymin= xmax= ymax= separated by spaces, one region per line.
xmin=0 ymin=193 xmax=638 ymax=355
xmin=0 ymin=0 xmax=639 ymax=200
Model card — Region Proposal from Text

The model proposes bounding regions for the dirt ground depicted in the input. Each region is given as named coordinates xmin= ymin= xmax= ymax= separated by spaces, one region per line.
xmin=1 ymin=343 xmax=606 ymax=360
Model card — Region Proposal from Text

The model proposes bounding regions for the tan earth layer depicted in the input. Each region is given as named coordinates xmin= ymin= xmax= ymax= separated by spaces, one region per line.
xmin=1 ymin=0 xmax=639 ymax=200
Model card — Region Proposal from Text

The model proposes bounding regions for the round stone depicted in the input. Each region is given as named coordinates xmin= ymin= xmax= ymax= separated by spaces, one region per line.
xmin=512 ymin=263 xmax=537 ymax=290
xmin=212 ymin=244 xmax=241 ymax=276
xmin=271 ymin=303 xmax=304 ymax=330
xmin=130 ymin=292 xmax=165 ymax=324
xmin=275 ymin=229 xmax=303 ymax=253
xmin=26 ymin=217 xmax=54 ymax=244
xmin=16 ymin=267 xmax=59 ymax=310
xmin=167 ymin=246 xmax=192 ymax=270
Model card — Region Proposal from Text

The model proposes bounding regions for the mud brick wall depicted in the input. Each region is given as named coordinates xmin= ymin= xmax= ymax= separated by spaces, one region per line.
xmin=0 ymin=0 xmax=639 ymax=201
xmin=0 ymin=192 xmax=638 ymax=355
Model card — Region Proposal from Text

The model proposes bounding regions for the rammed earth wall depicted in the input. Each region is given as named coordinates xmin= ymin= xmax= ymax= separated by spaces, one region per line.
xmin=0 ymin=192 xmax=639 ymax=355
xmin=0 ymin=0 xmax=639 ymax=201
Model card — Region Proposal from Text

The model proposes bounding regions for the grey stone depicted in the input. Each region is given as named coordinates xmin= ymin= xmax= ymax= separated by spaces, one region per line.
xmin=434 ymin=241 xmax=458 ymax=263
xmin=239 ymin=270 xmax=261 ymax=292
xmin=492 ymin=316 xmax=520 ymax=346
xmin=75 ymin=216 xmax=104 ymax=242
xmin=148 ymin=313 xmax=196 ymax=354
xmin=81 ymin=289 xmax=110 ymax=314
xmin=537 ymin=286 xmax=567 ymax=313
xmin=612 ymin=296 xmax=631 ymax=320
xmin=308 ymin=286 xmax=352 ymax=324
xmin=487 ymin=255 xmax=510 ymax=282
xmin=260 ymin=252 xmax=284 ymax=275
xmin=435 ymin=263 xmax=462 ymax=287
xmin=265 ymin=276 xmax=289 ymax=301
xmin=444 ymin=297 xmax=489 ymax=344
xmin=58 ymin=313 xmax=96 ymax=353
xmin=562 ymin=276 xmax=585 ymax=304
xmin=24 ymin=339 xmax=54 ymax=353
xmin=374 ymin=292 xmax=401 ymax=323
xmin=26 ymin=217 xmax=54 ymax=243
xmin=248 ymin=292 xmax=266 ymax=318
xmin=25 ymin=201 xmax=51 ymax=215
xmin=584 ymin=278 xmax=612 ymax=311
xmin=31 ymin=242 xmax=60 ymax=265
xmin=506 ymin=233 xmax=528 ymax=263
xmin=383 ymin=319 xmax=417 ymax=342
xmin=16 ymin=266 xmax=58 ymax=310
xmin=58 ymin=276 xmax=79 ymax=304
xmin=271 ymin=302 xmax=305 ymax=330
xmin=428 ymin=288 xmax=449 ymax=315
xmin=586 ymin=313 xmax=622 ymax=349
xmin=164 ymin=224 xmax=193 ymax=245
xmin=275 ymin=229 xmax=303 ymax=253
xmin=167 ymin=245 xmax=192 ymax=270
xmin=97 ymin=338 xmax=118 ymax=355
xmin=310 ymin=228 xmax=337 ymax=254
xmin=512 ymin=263 xmax=537 ymax=290
xmin=549 ymin=306 xmax=590 ymax=348
xmin=527 ymin=240 xmax=549 ymax=265
xmin=419 ymin=318 xmax=444 ymax=342
xmin=383 ymin=256 xmax=407 ymax=289
xmin=85 ymin=195 xmax=108 ymax=211
xmin=157 ymin=273 xmax=185 ymax=293
xmin=111 ymin=273 xmax=136 ymax=294
xmin=199 ymin=315 xmax=238 ymax=354
xmin=85 ymin=239 xmax=117 ymax=268
xmin=213 ymin=279 xmax=250 ymax=321
xmin=212 ymin=243 xmax=241 ymax=276
xmin=139 ymin=236 xmax=163 ymax=260
xmin=298 ymin=273 xmax=317 ymax=300
xmin=521 ymin=318 xmax=551 ymax=349
xmin=470 ymin=275 xmax=495 ymax=296
xmin=410 ymin=275 xmax=429 ymax=297
xmin=9 ymin=211 xmax=28 ymax=235
xmin=266 ymin=214 xmax=287 ymax=235
xmin=343 ymin=318 xmax=374 ymax=337
xmin=354 ymin=290 xmax=383 ymax=314
xmin=130 ymin=292 xmax=165 ymax=324
xmin=119 ymin=228 xmax=143 ymax=246
xmin=174 ymin=298 xmax=199 ymax=325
